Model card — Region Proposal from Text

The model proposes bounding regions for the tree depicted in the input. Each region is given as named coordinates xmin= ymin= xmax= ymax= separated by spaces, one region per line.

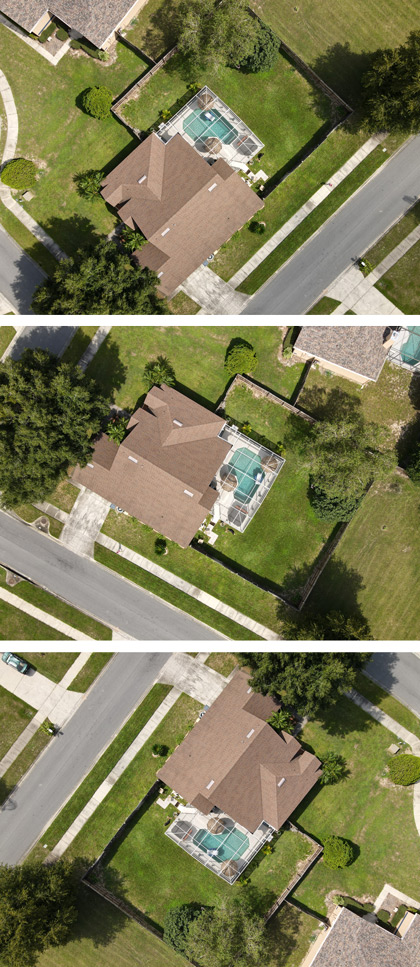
xmin=177 ymin=0 xmax=259 ymax=70
xmin=1 ymin=158 xmax=37 ymax=189
xmin=362 ymin=32 xmax=420 ymax=133
xmin=279 ymin=610 xmax=373 ymax=641
xmin=121 ymin=227 xmax=147 ymax=253
xmin=107 ymin=415 xmax=128 ymax=444
xmin=0 ymin=861 xmax=77 ymax=967
xmin=31 ymin=238 xmax=167 ymax=314
xmin=164 ymin=903 xmax=202 ymax=953
xmin=268 ymin=709 xmax=295 ymax=734
xmin=406 ymin=438 xmax=420 ymax=483
xmin=81 ymin=85 xmax=113 ymax=119
xmin=0 ymin=348 xmax=108 ymax=506
xmin=238 ymin=653 xmax=370 ymax=715
xmin=319 ymin=752 xmax=347 ymax=785
xmin=154 ymin=536 xmax=167 ymax=555
xmin=185 ymin=892 xmax=266 ymax=967
xmin=239 ymin=22 xmax=279 ymax=73
xmin=388 ymin=754 xmax=420 ymax=786
xmin=74 ymin=169 xmax=104 ymax=199
xmin=224 ymin=339 xmax=257 ymax=376
xmin=309 ymin=483 xmax=362 ymax=522
xmin=143 ymin=355 xmax=176 ymax=391
xmin=323 ymin=835 xmax=355 ymax=870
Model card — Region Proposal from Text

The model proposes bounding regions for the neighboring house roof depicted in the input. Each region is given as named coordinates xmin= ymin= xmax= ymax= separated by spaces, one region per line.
xmin=308 ymin=907 xmax=420 ymax=967
xmin=294 ymin=326 xmax=388 ymax=381
xmin=2 ymin=1 xmax=138 ymax=47
xmin=157 ymin=670 xmax=321 ymax=833
xmin=72 ymin=384 xmax=230 ymax=548
xmin=101 ymin=132 xmax=263 ymax=296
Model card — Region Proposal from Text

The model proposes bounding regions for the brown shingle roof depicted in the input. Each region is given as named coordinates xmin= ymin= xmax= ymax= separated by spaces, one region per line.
xmin=101 ymin=133 xmax=263 ymax=296
xmin=309 ymin=908 xmax=420 ymax=967
xmin=1 ymin=1 xmax=139 ymax=46
xmin=72 ymin=384 xmax=230 ymax=548
xmin=157 ymin=671 xmax=321 ymax=833
xmin=294 ymin=326 xmax=388 ymax=381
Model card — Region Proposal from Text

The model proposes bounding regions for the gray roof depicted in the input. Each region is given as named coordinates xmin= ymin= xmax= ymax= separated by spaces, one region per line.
xmin=294 ymin=326 xmax=388 ymax=381
xmin=1 ymin=1 xmax=137 ymax=46
xmin=310 ymin=908 xmax=420 ymax=966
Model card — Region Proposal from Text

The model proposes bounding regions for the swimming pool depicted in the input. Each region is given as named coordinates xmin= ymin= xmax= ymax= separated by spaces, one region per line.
xmin=183 ymin=108 xmax=238 ymax=145
xmin=193 ymin=826 xmax=249 ymax=862
xmin=228 ymin=447 xmax=265 ymax=503
xmin=400 ymin=326 xmax=420 ymax=366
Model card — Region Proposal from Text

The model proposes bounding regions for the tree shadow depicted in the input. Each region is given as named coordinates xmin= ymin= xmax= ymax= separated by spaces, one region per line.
xmin=397 ymin=371 xmax=420 ymax=466
xmin=8 ymin=248 xmax=48 ymax=314
xmin=141 ymin=0 xmax=182 ymax=60
xmin=296 ymin=386 xmax=363 ymax=424
xmin=85 ymin=335 xmax=127 ymax=402
xmin=6 ymin=325 xmax=77 ymax=360
xmin=266 ymin=902 xmax=316 ymax=966
xmin=363 ymin=652 xmax=399 ymax=695
xmin=40 ymin=213 xmax=101 ymax=254
xmin=63 ymin=863 xmax=130 ymax=949
xmin=310 ymin=43 xmax=379 ymax=108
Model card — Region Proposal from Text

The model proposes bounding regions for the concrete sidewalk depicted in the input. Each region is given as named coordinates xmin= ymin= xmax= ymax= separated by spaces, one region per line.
xmin=158 ymin=652 xmax=228 ymax=705
xmin=180 ymin=265 xmax=249 ymax=315
xmin=78 ymin=326 xmax=112 ymax=371
xmin=329 ymin=221 xmax=420 ymax=313
xmin=0 ymin=586 xmax=96 ymax=641
xmin=347 ymin=689 xmax=420 ymax=835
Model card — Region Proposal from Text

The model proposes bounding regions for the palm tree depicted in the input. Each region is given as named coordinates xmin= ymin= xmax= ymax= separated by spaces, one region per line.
xmin=121 ymin=227 xmax=147 ymax=253
xmin=74 ymin=169 xmax=104 ymax=199
xmin=268 ymin=709 xmax=294 ymax=734
xmin=143 ymin=355 xmax=176 ymax=391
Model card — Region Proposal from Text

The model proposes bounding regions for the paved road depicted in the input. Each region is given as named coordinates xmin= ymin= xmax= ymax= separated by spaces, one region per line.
xmin=0 ymin=511 xmax=222 ymax=641
xmin=0 ymin=652 xmax=169 ymax=864
xmin=7 ymin=325 xmax=77 ymax=360
xmin=243 ymin=135 xmax=420 ymax=314
xmin=0 ymin=224 xmax=46 ymax=314
xmin=365 ymin=652 xmax=420 ymax=717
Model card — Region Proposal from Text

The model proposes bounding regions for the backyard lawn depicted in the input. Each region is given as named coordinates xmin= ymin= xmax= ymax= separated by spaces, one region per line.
xmin=123 ymin=0 xmax=183 ymax=60
xmin=293 ymin=694 xmax=420 ymax=913
xmin=375 ymin=241 xmax=420 ymax=313
xmin=252 ymin=0 xmax=420 ymax=103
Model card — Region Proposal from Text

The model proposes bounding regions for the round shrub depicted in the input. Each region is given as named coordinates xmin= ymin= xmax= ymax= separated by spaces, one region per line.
xmin=249 ymin=220 xmax=266 ymax=234
xmin=388 ymin=754 xmax=420 ymax=786
xmin=323 ymin=836 xmax=355 ymax=870
xmin=224 ymin=339 xmax=257 ymax=376
xmin=1 ymin=158 xmax=37 ymax=190
xmin=56 ymin=27 xmax=68 ymax=41
xmin=81 ymin=85 xmax=113 ymax=119
xmin=152 ymin=743 xmax=169 ymax=757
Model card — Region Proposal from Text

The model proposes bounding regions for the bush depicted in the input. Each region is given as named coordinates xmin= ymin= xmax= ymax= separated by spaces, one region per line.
xmin=97 ymin=50 xmax=109 ymax=61
xmin=107 ymin=416 xmax=128 ymax=445
xmin=249 ymin=221 xmax=266 ymax=234
xmin=70 ymin=39 xmax=81 ymax=49
xmin=154 ymin=537 xmax=167 ymax=556
xmin=81 ymin=86 xmax=113 ymax=119
xmin=323 ymin=836 xmax=355 ymax=869
xmin=224 ymin=338 xmax=258 ymax=376
xmin=320 ymin=752 xmax=347 ymax=785
xmin=309 ymin=480 xmax=362 ymax=522
xmin=152 ymin=743 xmax=169 ymax=756
xmin=38 ymin=21 xmax=56 ymax=43
xmin=1 ymin=158 xmax=37 ymax=189
xmin=406 ymin=439 xmax=420 ymax=483
xmin=56 ymin=27 xmax=68 ymax=41
xmin=164 ymin=904 xmax=202 ymax=953
xmin=388 ymin=754 xmax=420 ymax=785
xmin=239 ymin=23 xmax=279 ymax=73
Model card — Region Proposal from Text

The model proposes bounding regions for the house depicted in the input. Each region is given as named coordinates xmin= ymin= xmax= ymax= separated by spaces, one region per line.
xmin=157 ymin=671 xmax=321 ymax=882
xmin=292 ymin=326 xmax=389 ymax=385
xmin=1 ymin=0 xmax=148 ymax=49
xmin=72 ymin=384 xmax=231 ymax=549
xmin=303 ymin=906 xmax=420 ymax=967
xmin=100 ymin=132 xmax=263 ymax=297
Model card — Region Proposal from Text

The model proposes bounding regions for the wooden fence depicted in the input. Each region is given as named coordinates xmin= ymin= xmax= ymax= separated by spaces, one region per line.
xmin=264 ymin=824 xmax=324 ymax=922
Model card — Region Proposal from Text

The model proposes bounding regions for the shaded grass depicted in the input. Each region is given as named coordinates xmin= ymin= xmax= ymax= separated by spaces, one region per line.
xmin=124 ymin=0 xmax=183 ymax=59
xmin=376 ymin=240 xmax=420 ymax=313
xmin=204 ymin=653 xmax=239 ymax=676
xmin=355 ymin=671 xmax=420 ymax=742
xmin=29 ymin=683 xmax=171 ymax=863
xmin=0 ymin=686 xmax=35 ymax=759
xmin=168 ymin=291 xmax=200 ymax=315
xmin=68 ymin=654 xmax=112 ymax=692
xmin=365 ymin=200 xmax=420 ymax=269
xmin=0 ymin=325 xmax=16 ymax=356
xmin=268 ymin=904 xmax=322 ymax=967
xmin=307 ymin=474 xmax=420 ymax=640
xmin=293 ymin=694 xmax=420 ymax=914
xmin=43 ymin=478 xmax=80 ymax=514
xmin=0 ymin=567 xmax=112 ymax=642
xmin=61 ymin=326 xmax=98 ymax=365
xmin=307 ymin=296 xmax=340 ymax=314
xmin=1 ymin=727 xmax=51 ymax=803
xmin=0 ymin=600 xmax=70 ymax=641
xmin=94 ymin=544 xmax=262 ymax=639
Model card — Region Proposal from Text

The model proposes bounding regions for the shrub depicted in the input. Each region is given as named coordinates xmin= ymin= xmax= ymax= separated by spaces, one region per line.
xmin=97 ymin=50 xmax=109 ymax=61
xmin=268 ymin=709 xmax=295 ymax=734
xmin=406 ymin=439 xmax=420 ymax=483
xmin=323 ymin=836 xmax=355 ymax=870
xmin=320 ymin=752 xmax=347 ymax=785
xmin=224 ymin=338 xmax=257 ymax=376
xmin=38 ymin=21 xmax=56 ymax=43
xmin=388 ymin=754 xmax=420 ymax=785
xmin=282 ymin=346 xmax=293 ymax=359
xmin=309 ymin=480 xmax=362 ymax=522
xmin=154 ymin=537 xmax=167 ymax=555
xmin=152 ymin=743 xmax=169 ymax=756
xmin=81 ymin=86 xmax=113 ymax=119
xmin=1 ymin=158 xmax=37 ymax=189
xmin=107 ymin=416 xmax=128 ymax=444
xmin=74 ymin=169 xmax=104 ymax=199
xmin=56 ymin=27 xmax=68 ymax=41
xmin=164 ymin=904 xmax=202 ymax=953
xmin=249 ymin=221 xmax=266 ymax=234
xmin=239 ymin=23 xmax=279 ymax=73
xmin=70 ymin=39 xmax=81 ymax=49
xmin=376 ymin=908 xmax=390 ymax=923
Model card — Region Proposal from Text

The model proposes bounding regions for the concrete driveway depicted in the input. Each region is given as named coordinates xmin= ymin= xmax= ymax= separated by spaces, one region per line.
xmin=2 ymin=325 xmax=77 ymax=361
xmin=0 ymin=656 xmax=81 ymax=716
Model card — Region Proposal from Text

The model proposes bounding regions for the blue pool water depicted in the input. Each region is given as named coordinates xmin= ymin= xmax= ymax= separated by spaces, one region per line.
xmin=228 ymin=447 xmax=264 ymax=504
xmin=400 ymin=326 xmax=420 ymax=366
xmin=184 ymin=108 xmax=237 ymax=145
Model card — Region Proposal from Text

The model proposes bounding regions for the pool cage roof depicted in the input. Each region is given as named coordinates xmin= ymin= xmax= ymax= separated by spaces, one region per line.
xmin=387 ymin=326 xmax=420 ymax=371
xmin=215 ymin=424 xmax=285 ymax=532
xmin=166 ymin=812 xmax=274 ymax=883
xmin=156 ymin=86 xmax=264 ymax=170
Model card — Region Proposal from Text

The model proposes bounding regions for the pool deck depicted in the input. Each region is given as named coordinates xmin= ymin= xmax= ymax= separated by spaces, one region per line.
xmin=165 ymin=803 xmax=274 ymax=882
xmin=388 ymin=326 xmax=420 ymax=370
xmin=212 ymin=425 xmax=284 ymax=532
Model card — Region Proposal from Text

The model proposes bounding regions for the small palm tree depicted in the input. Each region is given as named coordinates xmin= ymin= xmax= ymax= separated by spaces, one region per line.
xmin=320 ymin=752 xmax=347 ymax=785
xmin=121 ymin=227 xmax=147 ymax=253
xmin=74 ymin=169 xmax=104 ymax=199
xmin=143 ymin=355 xmax=176 ymax=391
xmin=268 ymin=709 xmax=294 ymax=734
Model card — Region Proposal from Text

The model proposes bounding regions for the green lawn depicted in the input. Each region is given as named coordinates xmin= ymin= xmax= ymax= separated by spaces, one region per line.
xmin=204 ymin=653 xmax=239 ymax=676
xmin=29 ymin=683 xmax=171 ymax=864
xmin=1 ymin=727 xmax=51 ymax=803
xmin=293 ymin=694 xmax=420 ymax=913
xmin=0 ymin=600 xmax=70 ymax=640
xmin=123 ymin=0 xmax=183 ymax=59
xmin=0 ymin=567 xmax=112 ymax=641
xmin=252 ymin=0 xmax=420 ymax=103
xmin=365 ymin=200 xmax=420 ymax=269
xmin=12 ymin=501 xmax=63 ymax=538
xmin=68 ymin=653 xmax=112 ymax=692
xmin=43 ymin=478 xmax=80 ymax=513
xmin=86 ymin=325 xmax=304 ymax=410
xmin=0 ymin=686 xmax=35 ymax=759
xmin=355 ymin=671 xmax=420 ymax=742
xmin=376 ymin=240 xmax=420 ymax=313
xmin=307 ymin=473 xmax=420 ymax=639
xmin=17 ymin=652 xmax=76 ymax=682
xmin=0 ymin=27 xmax=149 ymax=255
xmin=307 ymin=296 xmax=340 ymax=314
xmin=61 ymin=327 xmax=98 ymax=365
xmin=168 ymin=291 xmax=200 ymax=315
xmin=0 ymin=326 xmax=16 ymax=356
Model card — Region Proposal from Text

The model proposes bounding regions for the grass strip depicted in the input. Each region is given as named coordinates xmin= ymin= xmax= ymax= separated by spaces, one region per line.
xmin=204 ymin=653 xmax=239 ymax=676
xmin=1 ymin=728 xmax=51 ymax=804
xmin=355 ymin=671 xmax=420 ymax=742
xmin=307 ymin=296 xmax=340 ymax=314
xmin=0 ymin=326 xmax=16 ymax=355
xmin=61 ymin=327 xmax=99 ymax=366
xmin=0 ymin=566 xmax=111 ymax=642
xmin=28 ymin=682 xmax=172 ymax=863
xmin=12 ymin=502 xmax=63 ymax=537
xmin=0 ymin=205 xmax=57 ymax=276
xmin=365 ymin=200 xmax=420 ymax=268
xmin=94 ymin=544 xmax=262 ymax=640
xmin=0 ymin=686 xmax=36 ymax=759
xmin=238 ymin=141 xmax=400 ymax=295
xmin=0 ymin=599 xmax=70 ymax=641
xmin=68 ymin=654 xmax=112 ymax=692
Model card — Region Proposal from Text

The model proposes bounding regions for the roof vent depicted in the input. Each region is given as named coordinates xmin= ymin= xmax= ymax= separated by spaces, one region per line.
xmin=246 ymin=729 xmax=255 ymax=738
xmin=247 ymin=687 xmax=252 ymax=694
xmin=184 ymin=489 xmax=193 ymax=497
xmin=161 ymin=227 xmax=170 ymax=236
xmin=157 ymin=272 xmax=163 ymax=279
xmin=277 ymin=778 xmax=286 ymax=788
xmin=87 ymin=463 xmax=94 ymax=468
xmin=208 ymin=183 xmax=217 ymax=192
xmin=128 ymin=456 xmax=138 ymax=463
xmin=206 ymin=779 xmax=215 ymax=790
xmin=173 ymin=419 xmax=183 ymax=427
xmin=137 ymin=175 xmax=146 ymax=184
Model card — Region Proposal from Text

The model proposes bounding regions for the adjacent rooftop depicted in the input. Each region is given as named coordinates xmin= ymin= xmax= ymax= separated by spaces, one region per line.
xmin=307 ymin=907 xmax=420 ymax=967
xmin=293 ymin=325 xmax=389 ymax=382
xmin=1 ymin=0 xmax=138 ymax=48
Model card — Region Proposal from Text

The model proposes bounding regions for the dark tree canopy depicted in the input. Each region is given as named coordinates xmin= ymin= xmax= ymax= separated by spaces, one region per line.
xmin=177 ymin=0 xmax=259 ymax=69
xmin=31 ymin=239 xmax=167 ymax=315
xmin=0 ymin=348 xmax=108 ymax=506
xmin=239 ymin=23 xmax=279 ymax=73
xmin=164 ymin=903 xmax=203 ymax=953
xmin=238 ymin=652 xmax=370 ymax=714
xmin=0 ymin=861 xmax=77 ymax=967
xmin=363 ymin=32 xmax=420 ymax=133
xmin=406 ymin=438 xmax=420 ymax=483
xmin=185 ymin=892 xmax=266 ymax=967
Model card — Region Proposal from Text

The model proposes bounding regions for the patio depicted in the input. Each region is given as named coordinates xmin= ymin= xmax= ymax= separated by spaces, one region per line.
xmin=165 ymin=804 xmax=274 ymax=883
xmin=212 ymin=424 xmax=285 ymax=532
xmin=156 ymin=86 xmax=264 ymax=171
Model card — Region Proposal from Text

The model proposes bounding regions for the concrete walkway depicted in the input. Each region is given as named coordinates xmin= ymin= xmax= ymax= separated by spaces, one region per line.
xmin=180 ymin=265 xmax=249 ymax=314
xmin=0 ymin=13 xmax=71 ymax=66
xmin=60 ymin=488 xmax=111 ymax=556
xmin=328 ymin=222 xmax=420 ymax=313
xmin=78 ymin=325 xmax=112 ymax=371
xmin=0 ymin=586 xmax=96 ymax=641
xmin=0 ymin=69 xmax=66 ymax=262
xmin=229 ymin=134 xmax=386 ymax=289
xmin=0 ymin=653 xmax=91 ymax=777
xmin=0 ymin=291 xmax=16 ymax=314
xmin=347 ymin=689 xmax=420 ymax=835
